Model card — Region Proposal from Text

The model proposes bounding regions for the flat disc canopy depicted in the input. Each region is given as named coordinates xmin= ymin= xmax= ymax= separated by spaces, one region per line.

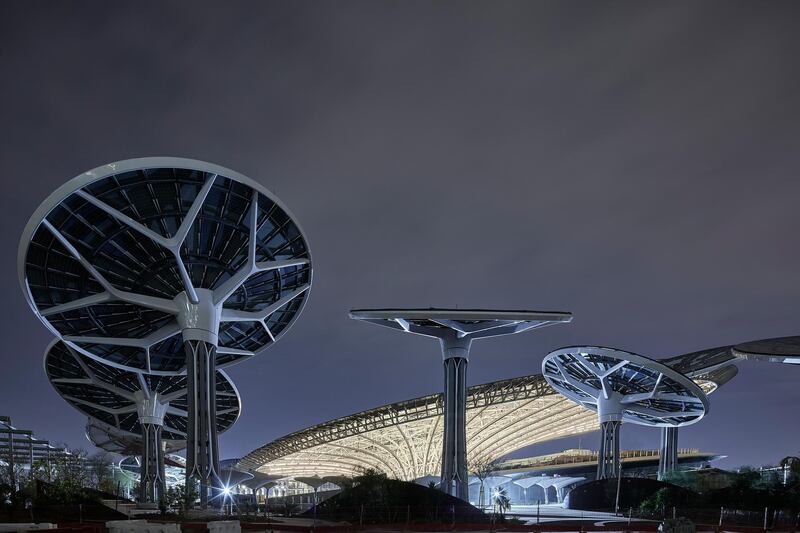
xmin=733 ymin=336 xmax=800 ymax=364
xmin=349 ymin=308 xmax=572 ymax=338
xmin=19 ymin=157 xmax=312 ymax=374
xmin=542 ymin=346 xmax=709 ymax=427
xmin=46 ymin=339 xmax=241 ymax=452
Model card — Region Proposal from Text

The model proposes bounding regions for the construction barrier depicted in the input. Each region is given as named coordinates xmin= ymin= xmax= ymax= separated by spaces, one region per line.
xmin=207 ymin=522 xmax=241 ymax=533
xmin=105 ymin=521 xmax=180 ymax=533
xmin=0 ymin=524 xmax=57 ymax=532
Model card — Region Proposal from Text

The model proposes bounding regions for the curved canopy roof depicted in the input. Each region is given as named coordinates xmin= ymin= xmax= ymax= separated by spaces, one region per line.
xmin=237 ymin=348 xmax=731 ymax=479
xmin=733 ymin=336 xmax=800 ymax=364
xmin=349 ymin=308 xmax=572 ymax=340
xmin=20 ymin=157 xmax=312 ymax=374
xmin=47 ymin=339 xmax=241 ymax=452
xmin=542 ymin=346 xmax=709 ymax=427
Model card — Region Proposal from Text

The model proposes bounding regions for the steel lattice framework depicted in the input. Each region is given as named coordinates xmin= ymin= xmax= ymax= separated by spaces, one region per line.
xmin=237 ymin=352 xmax=735 ymax=481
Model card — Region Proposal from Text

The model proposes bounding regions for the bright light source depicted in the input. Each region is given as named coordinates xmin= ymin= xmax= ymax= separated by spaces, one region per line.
xmin=222 ymin=486 xmax=231 ymax=496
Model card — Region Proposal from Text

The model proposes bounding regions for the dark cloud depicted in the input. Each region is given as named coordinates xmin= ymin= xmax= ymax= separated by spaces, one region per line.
xmin=1 ymin=1 xmax=799 ymax=467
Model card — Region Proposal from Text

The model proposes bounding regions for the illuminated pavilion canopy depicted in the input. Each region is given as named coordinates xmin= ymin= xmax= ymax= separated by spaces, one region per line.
xmin=237 ymin=352 xmax=734 ymax=480
xmin=46 ymin=339 xmax=241 ymax=451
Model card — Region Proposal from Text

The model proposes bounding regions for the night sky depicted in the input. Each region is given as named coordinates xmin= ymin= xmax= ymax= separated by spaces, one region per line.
xmin=2 ymin=1 xmax=800 ymax=470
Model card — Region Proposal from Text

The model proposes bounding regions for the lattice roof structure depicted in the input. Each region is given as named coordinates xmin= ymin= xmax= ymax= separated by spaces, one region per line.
xmin=47 ymin=339 xmax=241 ymax=452
xmin=18 ymin=157 xmax=312 ymax=375
xmin=237 ymin=351 xmax=733 ymax=479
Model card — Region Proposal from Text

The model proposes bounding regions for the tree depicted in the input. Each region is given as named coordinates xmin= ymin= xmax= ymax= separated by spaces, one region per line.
xmin=780 ymin=456 xmax=800 ymax=486
xmin=469 ymin=457 xmax=495 ymax=508
xmin=86 ymin=452 xmax=112 ymax=491
xmin=41 ymin=446 xmax=89 ymax=504
xmin=492 ymin=486 xmax=511 ymax=516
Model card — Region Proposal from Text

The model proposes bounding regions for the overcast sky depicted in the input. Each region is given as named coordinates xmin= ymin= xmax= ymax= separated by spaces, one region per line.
xmin=1 ymin=1 xmax=799 ymax=469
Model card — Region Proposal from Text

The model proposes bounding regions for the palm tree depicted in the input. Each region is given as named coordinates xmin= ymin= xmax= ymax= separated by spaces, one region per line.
xmin=492 ymin=487 xmax=511 ymax=516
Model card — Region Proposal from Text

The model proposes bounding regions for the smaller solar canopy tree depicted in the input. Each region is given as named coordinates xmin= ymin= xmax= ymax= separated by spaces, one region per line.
xmin=542 ymin=346 xmax=708 ymax=479
xmin=349 ymin=308 xmax=572 ymax=500
xmin=46 ymin=339 xmax=241 ymax=507
xmin=19 ymin=157 xmax=311 ymax=507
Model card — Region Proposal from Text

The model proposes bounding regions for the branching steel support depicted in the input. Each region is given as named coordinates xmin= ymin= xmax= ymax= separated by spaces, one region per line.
xmin=658 ymin=426 xmax=678 ymax=480
xmin=140 ymin=423 xmax=165 ymax=504
xmin=597 ymin=420 xmax=621 ymax=479
xmin=439 ymin=335 xmax=471 ymax=500
xmin=137 ymin=392 xmax=168 ymax=507
xmin=441 ymin=355 xmax=468 ymax=500
xmin=185 ymin=339 xmax=220 ymax=509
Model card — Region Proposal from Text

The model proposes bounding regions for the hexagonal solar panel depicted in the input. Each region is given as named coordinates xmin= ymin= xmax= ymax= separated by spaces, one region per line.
xmin=46 ymin=339 xmax=241 ymax=450
xmin=19 ymin=157 xmax=312 ymax=374
xmin=542 ymin=346 xmax=709 ymax=427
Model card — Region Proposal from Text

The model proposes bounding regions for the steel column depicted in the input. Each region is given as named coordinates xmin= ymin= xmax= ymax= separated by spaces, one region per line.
xmin=185 ymin=339 xmax=220 ymax=509
xmin=7 ymin=427 xmax=15 ymax=491
xmin=658 ymin=426 xmax=678 ymax=480
xmin=140 ymin=423 xmax=165 ymax=504
xmin=441 ymin=355 xmax=468 ymax=500
xmin=597 ymin=420 xmax=621 ymax=479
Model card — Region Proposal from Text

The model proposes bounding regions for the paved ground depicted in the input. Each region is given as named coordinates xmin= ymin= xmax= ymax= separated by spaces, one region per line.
xmin=506 ymin=503 xmax=644 ymax=525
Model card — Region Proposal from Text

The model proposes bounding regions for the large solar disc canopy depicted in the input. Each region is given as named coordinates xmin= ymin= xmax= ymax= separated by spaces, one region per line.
xmin=350 ymin=308 xmax=572 ymax=500
xmin=542 ymin=346 xmax=709 ymax=479
xmin=19 ymin=157 xmax=310 ymax=508
xmin=732 ymin=336 xmax=800 ymax=364
xmin=46 ymin=339 xmax=240 ymax=505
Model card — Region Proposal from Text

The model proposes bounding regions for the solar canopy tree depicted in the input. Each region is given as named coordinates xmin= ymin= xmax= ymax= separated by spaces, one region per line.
xmin=349 ymin=308 xmax=572 ymax=500
xmin=19 ymin=157 xmax=312 ymax=507
xmin=45 ymin=339 xmax=241 ymax=507
xmin=542 ymin=346 xmax=709 ymax=479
